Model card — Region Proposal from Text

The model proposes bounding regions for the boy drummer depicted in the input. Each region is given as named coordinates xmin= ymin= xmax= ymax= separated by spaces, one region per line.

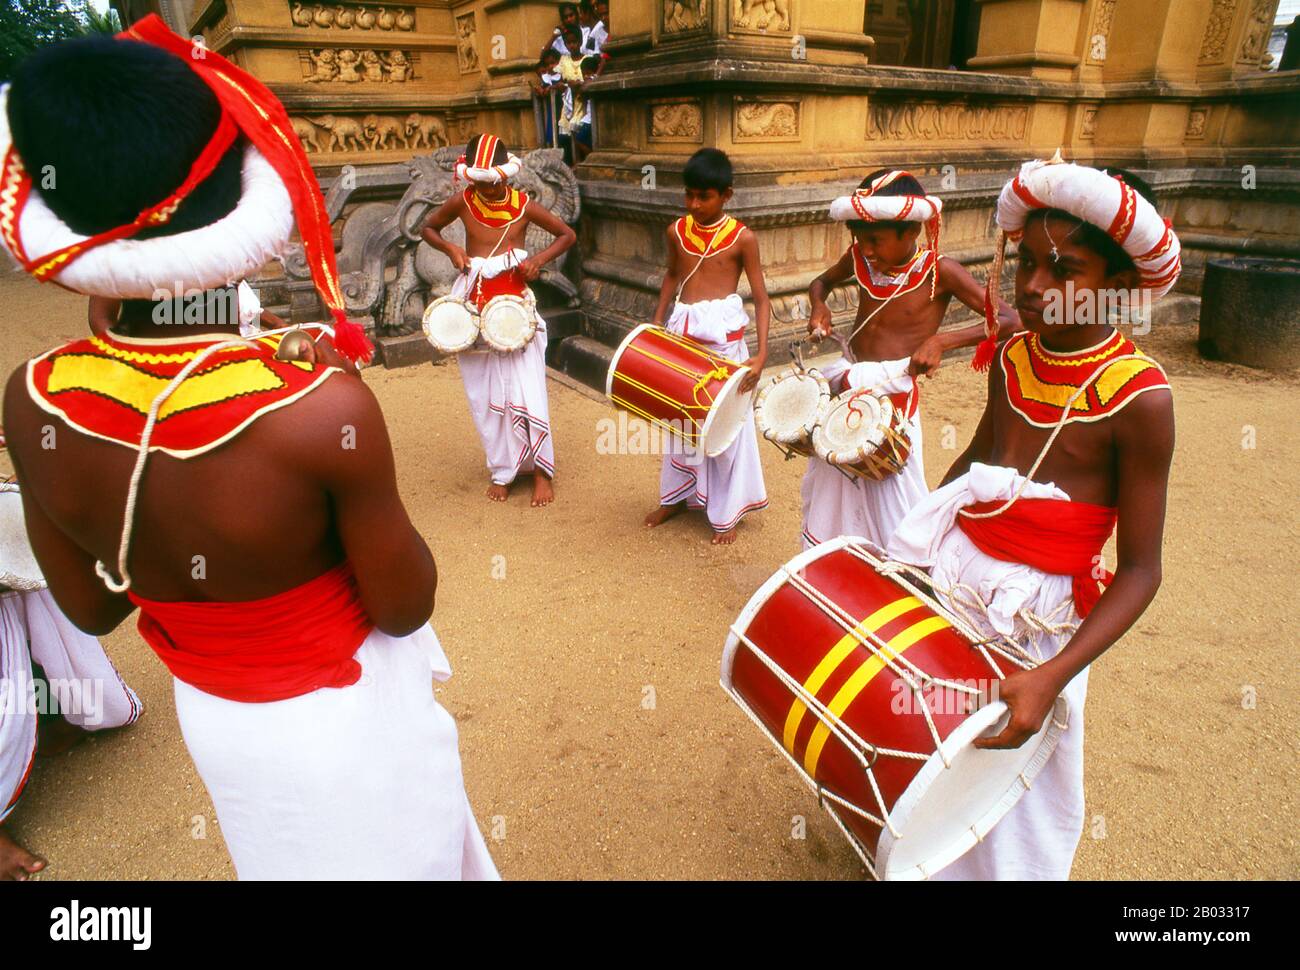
xmin=421 ymin=133 xmax=576 ymax=507
xmin=802 ymin=170 xmax=1019 ymax=550
xmin=2 ymin=24 xmax=497 ymax=880
xmin=887 ymin=158 xmax=1179 ymax=880
xmin=643 ymin=148 xmax=770 ymax=545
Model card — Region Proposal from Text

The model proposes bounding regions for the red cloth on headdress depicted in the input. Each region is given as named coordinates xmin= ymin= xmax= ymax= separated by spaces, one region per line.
xmin=957 ymin=498 xmax=1117 ymax=619
xmin=120 ymin=16 xmax=371 ymax=362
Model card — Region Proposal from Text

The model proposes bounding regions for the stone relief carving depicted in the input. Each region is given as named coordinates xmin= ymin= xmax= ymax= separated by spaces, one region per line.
xmin=1081 ymin=105 xmax=1098 ymax=138
xmin=278 ymin=149 xmax=581 ymax=336
xmin=1186 ymin=107 xmax=1208 ymax=139
xmin=649 ymin=100 xmax=703 ymax=140
xmin=303 ymin=48 xmax=416 ymax=82
xmin=290 ymin=4 xmax=416 ymax=31
xmin=293 ymin=112 xmax=448 ymax=154
xmin=456 ymin=13 xmax=480 ymax=72
xmin=1198 ymin=0 xmax=1235 ymax=64
xmin=734 ymin=99 xmax=799 ymax=140
xmin=732 ymin=0 xmax=792 ymax=32
xmin=866 ymin=102 xmax=1029 ymax=142
xmin=664 ymin=0 xmax=707 ymax=33
xmin=1086 ymin=0 xmax=1116 ymax=65
xmin=1237 ymin=0 xmax=1273 ymax=64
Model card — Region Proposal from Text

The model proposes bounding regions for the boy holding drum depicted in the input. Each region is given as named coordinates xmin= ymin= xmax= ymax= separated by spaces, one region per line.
xmin=421 ymin=133 xmax=576 ymax=507
xmin=643 ymin=148 xmax=770 ymax=545
xmin=887 ymin=157 xmax=1178 ymax=879
xmin=802 ymin=170 xmax=1019 ymax=551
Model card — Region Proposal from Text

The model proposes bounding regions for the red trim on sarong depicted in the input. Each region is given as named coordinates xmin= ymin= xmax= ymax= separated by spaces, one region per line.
xmin=128 ymin=562 xmax=375 ymax=702
xmin=957 ymin=498 xmax=1117 ymax=619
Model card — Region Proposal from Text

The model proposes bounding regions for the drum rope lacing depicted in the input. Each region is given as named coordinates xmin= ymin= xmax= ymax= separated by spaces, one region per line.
xmin=609 ymin=329 xmax=737 ymax=440
xmin=90 ymin=326 xmax=339 ymax=594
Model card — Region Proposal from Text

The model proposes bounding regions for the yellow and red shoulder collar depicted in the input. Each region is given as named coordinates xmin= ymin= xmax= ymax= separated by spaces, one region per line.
xmin=1001 ymin=328 xmax=1170 ymax=427
xmin=26 ymin=328 xmax=341 ymax=459
xmin=672 ymin=214 xmax=745 ymax=258
xmin=463 ymin=187 xmax=530 ymax=228
xmin=849 ymin=244 xmax=938 ymax=301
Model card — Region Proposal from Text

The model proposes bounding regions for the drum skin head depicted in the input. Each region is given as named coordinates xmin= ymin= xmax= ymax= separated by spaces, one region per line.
xmin=0 ymin=485 xmax=47 ymax=591
xmin=814 ymin=392 xmax=885 ymax=465
xmin=875 ymin=695 xmax=1067 ymax=880
xmin=756 ymin=371 xmax=827 ymax=444
xmin=481 ymin=294 xmax=537 ymax=353
xmin=422 ymin=297 xmax=479 ymax=354
xmin=699 ymin=366 xmax=755 ymax=457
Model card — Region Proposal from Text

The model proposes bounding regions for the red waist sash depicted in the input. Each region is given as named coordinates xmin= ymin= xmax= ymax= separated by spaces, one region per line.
xmin=957 ymin=498 xmax=1117 ymax=618
xmin=128 ymin=562 xmax=374 ymax=703
xmin=470 ymin=268 xmax=527 ymax=311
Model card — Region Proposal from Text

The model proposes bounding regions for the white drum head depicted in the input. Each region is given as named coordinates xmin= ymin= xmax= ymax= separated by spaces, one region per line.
xmin=699 ymin=366 xmax=755 ymax=458
xmin=0 ymin=484 xmax=46 ymax=591
xmin=874 ymin=697 xmax=1067 ymax=880
xmin=481 ymin=294 xmax=536 ymax=353
xmin=422 ymin=296 xmax=479 ymax=354
xmin=755 ymin=371 xmax=827 ymax=443
xmin=813 ymin=392 xmax=885 ymax=465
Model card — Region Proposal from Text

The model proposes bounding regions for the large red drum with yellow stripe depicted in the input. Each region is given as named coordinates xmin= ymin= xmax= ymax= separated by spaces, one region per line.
xmin=606 ymin=324 xmax=754 ymax=458
xmin=721 ymin=536 xmax=1067 ymax=880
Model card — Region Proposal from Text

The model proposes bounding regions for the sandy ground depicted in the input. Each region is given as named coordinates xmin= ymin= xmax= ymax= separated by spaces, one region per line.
xmin=1 ymin=272 xmax=1296 ymax=881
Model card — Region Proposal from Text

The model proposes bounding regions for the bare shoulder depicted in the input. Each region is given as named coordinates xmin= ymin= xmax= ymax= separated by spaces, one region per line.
xmin=937 ymin=252 xmax=977 ymax=286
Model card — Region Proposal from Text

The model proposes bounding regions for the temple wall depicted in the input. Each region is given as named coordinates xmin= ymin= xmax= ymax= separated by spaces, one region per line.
xmin=133 ymin=0 xmax=1300 ymax=352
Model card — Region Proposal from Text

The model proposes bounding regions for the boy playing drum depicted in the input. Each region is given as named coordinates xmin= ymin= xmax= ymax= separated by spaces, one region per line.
xmin=887 ymin=157 xmax=1179 ymax=879
xmin=421 ymin=133 xmax=577 ymax=507
xmin=802 ymin=170 xmax=1019 ymax=550
xmin=643 ymin=148 xmax=770 ymax=544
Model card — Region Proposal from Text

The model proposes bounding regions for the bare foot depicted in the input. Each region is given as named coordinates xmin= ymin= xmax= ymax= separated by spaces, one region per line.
xmin=644 ymin=502 xmax=687 ymax=528
xmin=37 ymin=713 xmax=88 ymax=757
xmin=0 ymin=826 xmax=47 ymax=881
xmin=530 ymin=474 xmax=554 ymax=507
xmin=486 ymin=481 xmax=510 ymax=502
xmin=712 ymin=527 xmax=738 ymax=545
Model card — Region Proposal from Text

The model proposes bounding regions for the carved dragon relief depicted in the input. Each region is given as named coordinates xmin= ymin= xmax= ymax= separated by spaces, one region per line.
xmin=278 ymin=148 xmax=581 ymax=337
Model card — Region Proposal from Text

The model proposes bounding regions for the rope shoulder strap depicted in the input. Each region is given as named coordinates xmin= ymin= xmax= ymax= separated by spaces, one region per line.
xmin=94 ymin=328 xmax=328 ymax=593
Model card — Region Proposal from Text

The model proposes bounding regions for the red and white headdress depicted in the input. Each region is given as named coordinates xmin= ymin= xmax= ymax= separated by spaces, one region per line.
xmin=454 ymin=134 xmax=522 ymax=184
xmin=0 ymin=15 xmax=372 ymax=362
xmin=829 ymin=170 xmax=943 ymax=250
xmin=973 ymin=154 xmax=1182 ymax=370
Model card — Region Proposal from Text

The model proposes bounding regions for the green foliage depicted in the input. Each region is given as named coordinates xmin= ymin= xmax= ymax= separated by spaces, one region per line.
xmin=0 ymin=0 xmax=122 ymax=83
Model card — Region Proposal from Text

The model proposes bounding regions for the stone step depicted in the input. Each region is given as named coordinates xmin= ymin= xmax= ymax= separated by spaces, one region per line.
xmin=558 ymin=335 xmax=615 ymax=394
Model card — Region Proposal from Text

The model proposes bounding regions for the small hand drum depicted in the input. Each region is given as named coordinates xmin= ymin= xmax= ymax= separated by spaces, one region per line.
xmin=480 ymin=292 xmax=538 ymax=353
xmin=754 ymin=369 xmax=830 ymax=459
xmin=0 ymin=482 xmax=46 ymax=592
xmin=422 ymin=295 xmax=481 ymax=354
xmin=813 ymin=389 xmax=913 ymax=482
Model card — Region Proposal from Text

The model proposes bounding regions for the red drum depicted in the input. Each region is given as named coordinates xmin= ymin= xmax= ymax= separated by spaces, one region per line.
xmin=721 ymin=536 xmax=1067 ymax=880
xmin=605 ymin=324 xmax=754 ymax=458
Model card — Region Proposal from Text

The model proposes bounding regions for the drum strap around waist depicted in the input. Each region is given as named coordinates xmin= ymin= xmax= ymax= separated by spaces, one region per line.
xmin=127 ymin=562 xmax=374 ymax=702
xmin=956 ymin=498 xmax=1117 ymax=619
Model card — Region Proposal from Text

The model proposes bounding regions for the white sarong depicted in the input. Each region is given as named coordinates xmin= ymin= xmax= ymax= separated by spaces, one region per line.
xmin=172 ymin=622 xmax=499 ymax=880
xmin=0 ymin=589 xmax=142 ymax=822
xmin=453 ymin=250 xmax=555 ymax=485
xmin=886 ymin=463 xmax=1089 ymax=880
xmin=800 ymin=356 xmax=927 ymax=550
xmin=657 ymin=295 xmax=768 ymax=533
